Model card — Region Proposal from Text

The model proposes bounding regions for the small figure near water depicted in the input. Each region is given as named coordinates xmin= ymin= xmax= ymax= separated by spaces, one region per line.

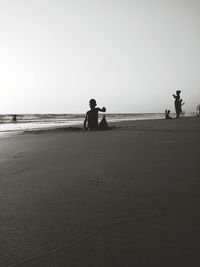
xmin=12 ymin=114 xmax=17 ymax=122
xmin=179 ymin=99 xmax=185 ymax=115
xmin=83 ymin=99 xmax=106 ymax=131
xmin=165 ymin=109 xmax=173 ymax=119
xmin=172 ymin=90 xmax=183 ymax=118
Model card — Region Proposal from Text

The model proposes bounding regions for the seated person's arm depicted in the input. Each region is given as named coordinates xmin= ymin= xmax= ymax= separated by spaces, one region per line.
xmin=98 ymin=107 xmax=106 ymax=112
xmin=83 ymin=113 xmax=88 ymax=131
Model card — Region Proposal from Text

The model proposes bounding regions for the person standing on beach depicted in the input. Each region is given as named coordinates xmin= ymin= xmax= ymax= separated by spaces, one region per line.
xmin=172 ymin=90 xmax=182 ymax=118
xmin=83 ymin=99 xmax=106 ymax=131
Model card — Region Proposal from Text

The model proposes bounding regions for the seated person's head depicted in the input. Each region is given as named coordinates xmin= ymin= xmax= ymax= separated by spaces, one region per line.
xmin=89 ymin=99 xmax=97 ymax=109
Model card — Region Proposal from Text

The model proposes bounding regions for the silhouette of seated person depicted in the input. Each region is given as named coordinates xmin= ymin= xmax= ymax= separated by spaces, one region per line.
xmin=165 ymin=110 xmax=172 ymax=119
xmin=12 ymin=114 xmax=17 ymax=122
xmin=83 ymin=99 xmax=106 ymax=131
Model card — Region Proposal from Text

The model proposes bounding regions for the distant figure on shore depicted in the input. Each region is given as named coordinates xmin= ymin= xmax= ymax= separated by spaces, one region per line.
xmin=83 ymin=99 xmax=106 ymax=131
xmin=165 ymin=110 xmax=173 ymax=119
xmin=179 ymin=99 xmax=185 ymax=115
xmin=172 ymin=90 xmax=182 ymax=118
xmin=197 ymin=104 xmax=200 ymax=116
xmin=12 ymin=114 xmax=17 ymax=122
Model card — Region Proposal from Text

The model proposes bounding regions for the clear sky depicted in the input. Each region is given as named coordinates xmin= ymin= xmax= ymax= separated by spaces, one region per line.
xmin=0 ymin=0 xmax=200 ymax=114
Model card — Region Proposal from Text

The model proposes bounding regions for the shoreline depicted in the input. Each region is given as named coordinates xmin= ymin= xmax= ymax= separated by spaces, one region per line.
xmin=0 ymin=115 xmax=198 ymax=137
xmin=0 ymin=112 xmax=197 ymax=136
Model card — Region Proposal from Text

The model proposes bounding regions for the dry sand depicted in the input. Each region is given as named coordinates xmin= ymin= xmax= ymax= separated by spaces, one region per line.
xmin=0 ymin=117 xmax=200 ymax=267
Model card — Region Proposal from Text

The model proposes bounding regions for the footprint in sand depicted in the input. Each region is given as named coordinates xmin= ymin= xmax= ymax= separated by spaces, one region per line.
xmin=12 ymin=152 xmax=26 ymax=159
xmin=90 ymin=178 xmax=106 ymax=186
xmin=163 ymin=140 xmax=174 ymax=144
xmin=90 ymin=170 xmax=110 ymax=186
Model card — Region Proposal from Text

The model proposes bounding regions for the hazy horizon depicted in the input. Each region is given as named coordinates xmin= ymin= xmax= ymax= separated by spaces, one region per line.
xmin=1 ymin=0 xmax=200 ymax=114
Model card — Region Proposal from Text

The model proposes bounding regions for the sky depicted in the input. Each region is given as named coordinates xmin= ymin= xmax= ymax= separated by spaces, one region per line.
xmin=0 ymin=0 xmax=200 ymax=114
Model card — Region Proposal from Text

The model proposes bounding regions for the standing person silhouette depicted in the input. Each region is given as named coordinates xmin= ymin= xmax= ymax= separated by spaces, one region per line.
xmin=83 ymin=99 xmax=106 ymax=131
xmin=172 ymin=90 xmax=181 ymax=118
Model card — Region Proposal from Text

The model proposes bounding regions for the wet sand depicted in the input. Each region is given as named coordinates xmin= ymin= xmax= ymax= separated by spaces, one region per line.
xmin=0 ymin=117 xmax=200 ymax=267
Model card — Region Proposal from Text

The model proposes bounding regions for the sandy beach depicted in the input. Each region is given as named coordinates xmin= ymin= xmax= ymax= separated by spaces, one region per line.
xmin=0 ymin=117 xmax=200 ymax=267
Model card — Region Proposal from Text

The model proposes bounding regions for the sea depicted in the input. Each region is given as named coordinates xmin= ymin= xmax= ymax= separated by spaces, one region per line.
xmin=0 ymin=112 xmax=193 ymax=135
xmin=0 ymin=113 xmax=166 ymax=134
